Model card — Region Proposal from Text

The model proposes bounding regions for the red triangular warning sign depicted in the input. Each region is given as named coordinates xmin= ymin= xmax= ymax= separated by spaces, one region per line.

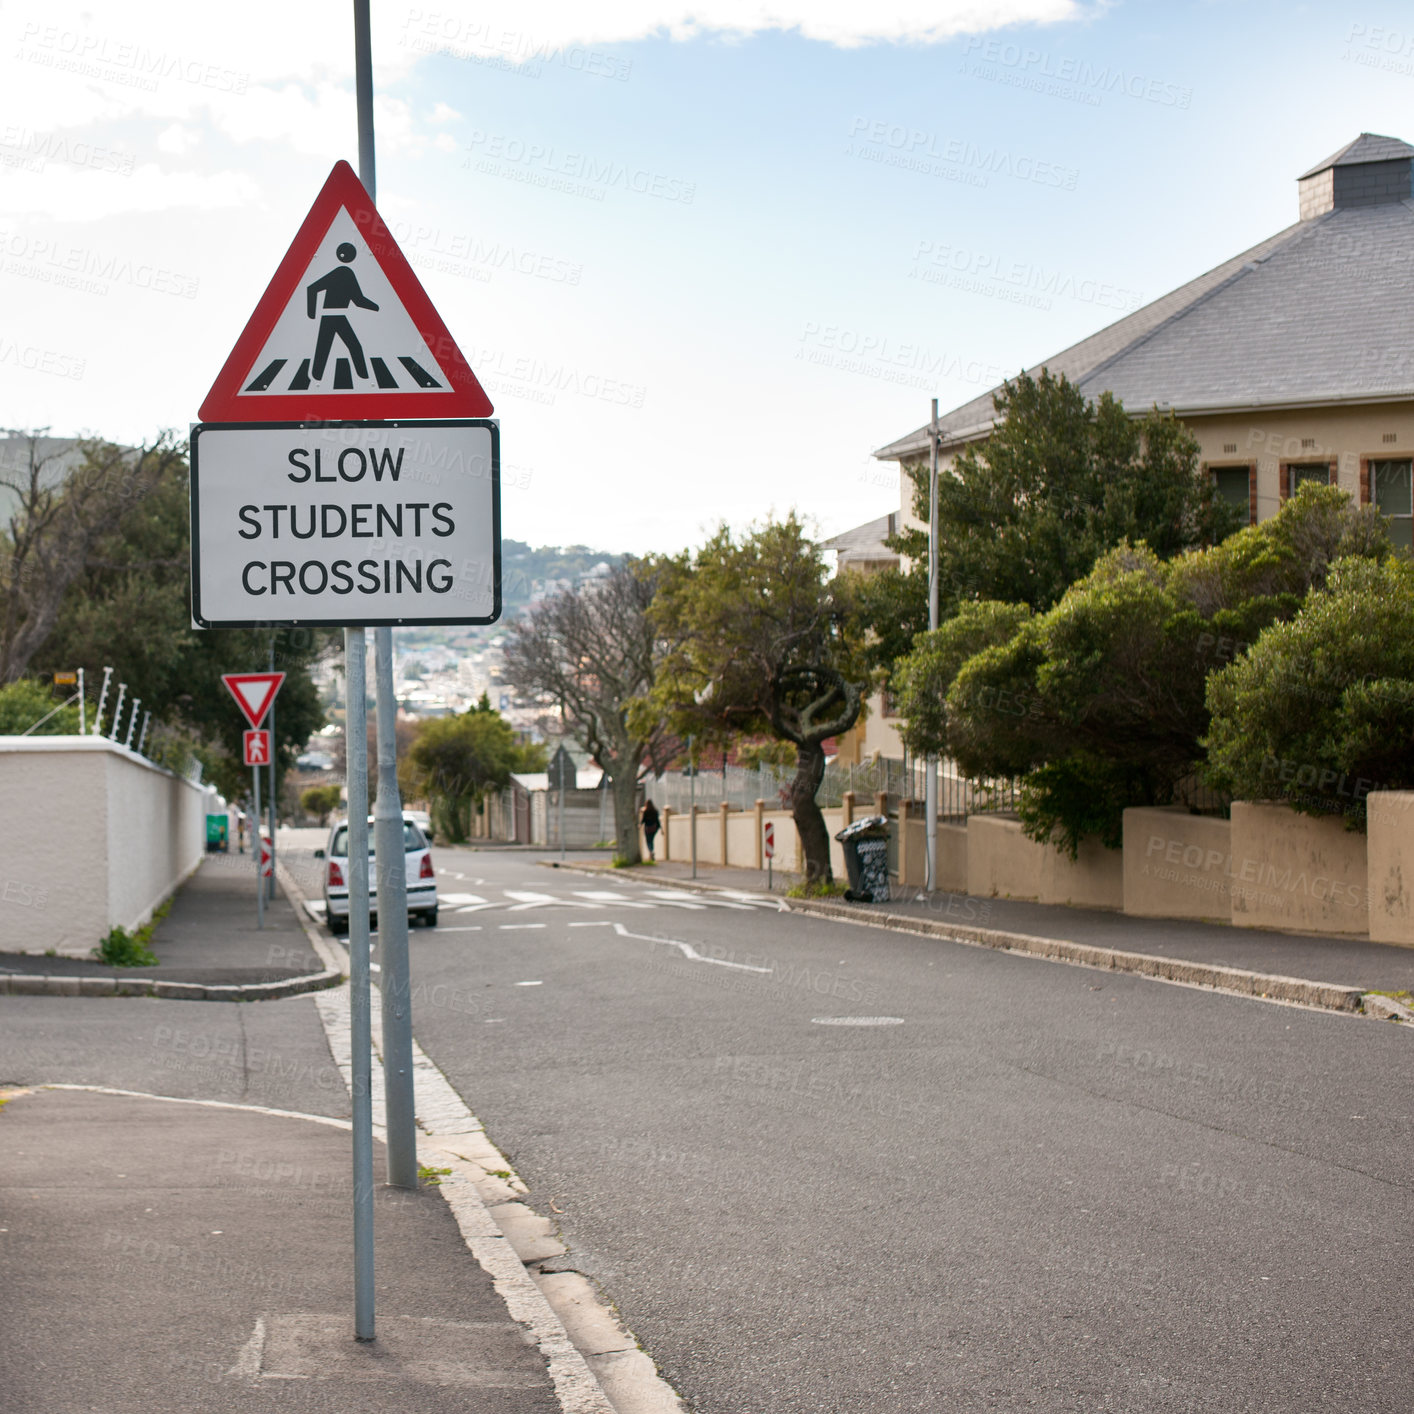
xmin=199 ymin=161 xmax=493 ymax=421
xmin=222 ymin=672 xmax=285 ymax=728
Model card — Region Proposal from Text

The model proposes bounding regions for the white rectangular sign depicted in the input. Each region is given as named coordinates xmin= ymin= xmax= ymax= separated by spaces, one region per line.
xmin=190 ymin=420 xmax=499 ymax=627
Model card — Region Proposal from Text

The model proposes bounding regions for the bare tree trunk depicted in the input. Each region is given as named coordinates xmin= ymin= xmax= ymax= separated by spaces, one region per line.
xmin=610 ymin=766 xmax=642 ymax=864
xmin=789 ymin=741 xmax=832 ymax=885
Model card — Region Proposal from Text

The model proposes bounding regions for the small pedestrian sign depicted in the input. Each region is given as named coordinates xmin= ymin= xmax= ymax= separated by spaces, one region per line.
xmin=244 ymin=729 xmax=271 ymax=766
xmin=198 ymin=161 xmax=494 ymax=421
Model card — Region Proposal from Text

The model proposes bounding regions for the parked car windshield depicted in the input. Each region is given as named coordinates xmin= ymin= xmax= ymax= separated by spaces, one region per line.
xmin=330 ymin=821 xmax=426 ymax=857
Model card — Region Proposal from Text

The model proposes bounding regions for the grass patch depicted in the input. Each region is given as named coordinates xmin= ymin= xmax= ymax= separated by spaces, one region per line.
xmin=94 ymin=926 xmax=158 ymax=968
xmin=612 ymin=855 xmax=655 ymax=868
xmin=1366 ymin=988 xmax=1414 ymax=1007
xmin=786 ymin=878 xmax=847 ymax=899
xmin=92 ymin=894 xmax=173 ymax=968
xmin=417 ymin=1164 xmax=452 ymax=1187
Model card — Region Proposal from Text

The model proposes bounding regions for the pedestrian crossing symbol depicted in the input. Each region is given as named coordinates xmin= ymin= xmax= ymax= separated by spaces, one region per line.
xmin=199 ymin=160 xmax=493 ymax=421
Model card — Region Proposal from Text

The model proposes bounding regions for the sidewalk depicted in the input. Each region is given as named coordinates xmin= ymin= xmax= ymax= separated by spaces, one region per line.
xmin=0 ymin=1085 xmax=562 ymax=1414
xmin=564 ymin=857 xmax=1414 ymax=993
xmin=0 ymin=855 xmax=325 ymax=987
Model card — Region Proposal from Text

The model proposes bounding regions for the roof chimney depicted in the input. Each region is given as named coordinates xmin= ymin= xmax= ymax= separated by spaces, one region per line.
xmin=1298 ymin=132 xmax=1414 ymax=218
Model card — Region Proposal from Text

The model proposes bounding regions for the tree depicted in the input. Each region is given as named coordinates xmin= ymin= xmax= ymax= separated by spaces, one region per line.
xmin=1 ymin=431 xmax=187 ymax=683
xmin=908 ymin=485 xmax=1388 ymax=853
xmin=0 ymin=677 xmax=81 ymax=735
xmin=890 ymin=371 xmax=1241 ymax=615
xmin=30 ymin=443 xmax=333 ymax=801
xmin=650 ymin=515 xmax=865 ymax=887
xmin=404 ymin=708 xmax=543 ymax=843
xmin=301 ymin=783 xmax=343 ymax=825
xmin=1205 ymin=555 xmax=1414 ymax=825
xmin=503 ymin=560 xmax=671 ymax=864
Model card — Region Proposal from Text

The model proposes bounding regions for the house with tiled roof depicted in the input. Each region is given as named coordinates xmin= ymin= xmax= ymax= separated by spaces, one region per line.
xmin=875 ymin=132 xmax=1414 ymax=550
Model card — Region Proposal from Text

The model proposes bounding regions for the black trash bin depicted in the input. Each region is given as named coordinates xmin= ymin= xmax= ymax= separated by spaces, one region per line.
xmin=835 ymin=815 xmax=891 ymax=904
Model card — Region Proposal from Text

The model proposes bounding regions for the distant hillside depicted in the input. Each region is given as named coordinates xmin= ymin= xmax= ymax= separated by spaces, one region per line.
xmin=500 ymin=539 xmax=625 ymax=614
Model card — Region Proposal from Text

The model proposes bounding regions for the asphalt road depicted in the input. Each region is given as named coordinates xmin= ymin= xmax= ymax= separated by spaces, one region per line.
xmin=401 ymin=846 xmax=1414 ymax=1414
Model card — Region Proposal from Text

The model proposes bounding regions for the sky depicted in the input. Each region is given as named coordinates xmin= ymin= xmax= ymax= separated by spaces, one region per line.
xmin=3 ymin=0 xmax=1414 ymax=555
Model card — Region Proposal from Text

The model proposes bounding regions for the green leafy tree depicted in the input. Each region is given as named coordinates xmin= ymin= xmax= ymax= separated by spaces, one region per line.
xmin=31 ymin=444 xmax=331 ymax=800
xmin=0 ymin=677 xmax=81 ymax=734
xmin=404 ymin=708 xmax=542 ymax=843
xmin=891 ymin=371 xmax=1240 ymax=614
xmin=919 ymin=485 xmax=1388 ymax=853
xmin=1206 ymin=555 xmax=1414 ymax=825
xmin=301 ymin=783 xmax=344 ymax=825
xmin=649 ymin=515 xmax=865 ymax=886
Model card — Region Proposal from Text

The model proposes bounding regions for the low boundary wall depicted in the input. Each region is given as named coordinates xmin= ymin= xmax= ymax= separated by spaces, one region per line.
xmin=0 ymin=736 xmax=207 ymax=955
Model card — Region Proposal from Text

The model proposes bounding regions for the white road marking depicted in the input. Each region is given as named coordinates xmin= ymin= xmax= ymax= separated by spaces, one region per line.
xmin=440 ymin=892 xmax=488 ymax=905
xmin=505 ymin=890 xmax=597 ymax=911
xmin=571 ymin=891 xmax=652 ymax=908
xmin=436 ymin=926 xmax=483 ymax=933
xmin=516 ymin=980 xmax=544 ymax=986
xmin=501 ymin=923 xmax=547 ymax=930
xmin=607 ymin=921 xmax=771 ymax=973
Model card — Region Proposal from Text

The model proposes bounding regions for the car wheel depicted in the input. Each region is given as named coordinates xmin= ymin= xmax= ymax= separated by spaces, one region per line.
xmin=329 ymin=913 xmax=348 ymax=935
xmin=423 ymin=908 xmax=438 ymax=928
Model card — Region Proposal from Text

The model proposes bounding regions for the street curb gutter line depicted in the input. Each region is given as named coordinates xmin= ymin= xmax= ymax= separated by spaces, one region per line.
xmin=313 ymin=980 xmax=685 ymax=1413
xmin=0 ymin=861 xmax=346 ymax=1003
xmin=786 ymin=898 xmax=1371 ymax=1013
xmin=539 ymin=860 xmax=1401 ymax=1020
xmin=0 ymin=968 xmax=342 ymax=1002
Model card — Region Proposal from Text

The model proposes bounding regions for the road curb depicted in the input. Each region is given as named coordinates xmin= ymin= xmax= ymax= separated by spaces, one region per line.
xmin=787 ymin=897 xmax=1373 ymax=1015
xmin=539 ymin=859 xmax=1396 ymax=1020
xmin=0 ymin=966 xmax=343 ymax=1002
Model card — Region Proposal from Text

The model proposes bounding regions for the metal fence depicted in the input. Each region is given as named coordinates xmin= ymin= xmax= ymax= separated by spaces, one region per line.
xmin=643 ymin=756 xmax=1021 ymax=821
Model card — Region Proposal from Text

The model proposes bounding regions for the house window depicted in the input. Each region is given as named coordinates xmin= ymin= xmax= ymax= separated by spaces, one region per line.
xmin=1374 ymin=458 xmax=1414 ymax=554
xmin=1211 ymin=466 xmax=1252 ymax=524
xmin=1287 ymin=462 xmax=1332 ymax=495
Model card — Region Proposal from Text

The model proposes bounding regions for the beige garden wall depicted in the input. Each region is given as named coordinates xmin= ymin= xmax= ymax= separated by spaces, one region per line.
xmin=0 ymin=736 xmax=207 ymax=955
xmin=1123 ymin=808 xmax=1233 ymax=922
xmin=965 ymin=815 xmax=1122 ymax=909
xmin=1227 ymin=802 xmax=1368 ymax=935
xmin=661 ymin=804 xmax=854 ymax=876
xmin=1364 ymin=792 xmax=1414 ymax=945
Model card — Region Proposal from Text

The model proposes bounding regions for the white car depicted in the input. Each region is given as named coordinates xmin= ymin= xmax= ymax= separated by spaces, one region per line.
xmin=316 ymin=813 xmax=439 ymax=933
xmin=407 ymin=808 xmax=434 ymax=843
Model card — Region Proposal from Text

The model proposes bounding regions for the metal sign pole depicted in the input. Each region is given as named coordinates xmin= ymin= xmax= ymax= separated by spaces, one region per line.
xmin=351 ymin=0 xmax=416 ymax=1195
xmin=689 ymin=735 xmax=697 ymax=880
xmin=252 ymin=759 xmax=264 ymax=930
xmin=924 ymin=397 xmax=940 ymax=896
xmin=374 ymin=632 xmax=417 ymax=1188
xmin=77 ymin=667 xmax=85 ymax=735
xmin=267 ymin=640 xmax=278 ymax=903
xmin=345 ymin=626 xmax=375 ymax=1342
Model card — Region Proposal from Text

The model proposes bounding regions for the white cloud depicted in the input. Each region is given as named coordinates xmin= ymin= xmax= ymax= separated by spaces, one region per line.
xmin=0 ymin=162 xmax=262 ymax=220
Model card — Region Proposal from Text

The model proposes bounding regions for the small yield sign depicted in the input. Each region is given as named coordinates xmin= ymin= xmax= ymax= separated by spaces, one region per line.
xmin=222 ymin=672 xmax=284 ymax=929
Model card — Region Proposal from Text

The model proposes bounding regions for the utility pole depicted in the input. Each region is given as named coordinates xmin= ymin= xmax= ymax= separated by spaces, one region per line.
xmin=689 ymin=734 xmax=697 ymax=880
xmin=353 ymin=0 xmax=418 ymax=1196
xmin=924 ymin=398 xmax=940 ymax=896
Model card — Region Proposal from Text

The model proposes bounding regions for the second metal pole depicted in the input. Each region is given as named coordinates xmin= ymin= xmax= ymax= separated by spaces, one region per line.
xmin=252 ymin=763 xmax=264 ymax=930
xmin=345 ymin=627 xmax=375 ymax=1341
xmin=374 ymin=628 xmax=417 ymax=1188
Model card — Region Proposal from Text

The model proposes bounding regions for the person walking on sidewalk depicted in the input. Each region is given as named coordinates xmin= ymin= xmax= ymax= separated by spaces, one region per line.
xmin=641 ymin=799 xmax=660 ymax=859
